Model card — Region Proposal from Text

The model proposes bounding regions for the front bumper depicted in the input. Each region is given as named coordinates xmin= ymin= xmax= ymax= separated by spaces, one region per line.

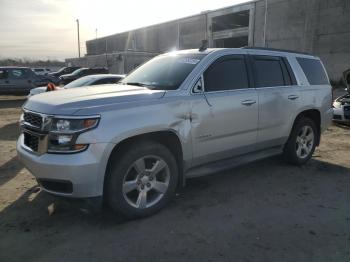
xmin=333 ymin=107 xmax=350 ymax=124
xmin=17 ymin=134 xmax=114 ymax=198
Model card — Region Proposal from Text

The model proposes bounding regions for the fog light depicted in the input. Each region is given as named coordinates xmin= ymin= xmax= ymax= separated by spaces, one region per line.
xmin=58 ymin=135 xmax=73 ymax=145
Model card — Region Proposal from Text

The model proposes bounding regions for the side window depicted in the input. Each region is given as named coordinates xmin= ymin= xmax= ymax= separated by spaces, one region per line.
xmin=9 ymin=69 xmax=26 ymax=79
xmin=93 ymin=78 xmax=114 ymax=85
xmin=0 ymin=69 xmax=8 ymax=79
xmin=296 ymin=57 xmax=329 ymax=85
xmin=204 ymin=56 xmax=249 ymax=92
xmin=282 ymin=57 xmax=297 ymax=85
xmin=253 ymin=56 xmax=285 ymax=88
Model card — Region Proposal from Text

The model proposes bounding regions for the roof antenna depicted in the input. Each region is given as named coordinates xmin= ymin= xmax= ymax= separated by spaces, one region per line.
xmin=199 ymin=40 xmax=208 ymax=52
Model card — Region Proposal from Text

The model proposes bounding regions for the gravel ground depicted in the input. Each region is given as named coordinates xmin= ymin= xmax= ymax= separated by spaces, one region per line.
xmin=0 ymin=94 xmax=350 ymax=262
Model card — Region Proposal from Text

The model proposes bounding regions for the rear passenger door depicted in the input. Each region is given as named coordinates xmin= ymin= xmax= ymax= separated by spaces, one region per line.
xmin=191 ymin=55 xmax=259 ymax=166
xmin=250 ymin=55 xmax=301 ymax=149
xmin=8 ymin=68 xmax=33 ymax=93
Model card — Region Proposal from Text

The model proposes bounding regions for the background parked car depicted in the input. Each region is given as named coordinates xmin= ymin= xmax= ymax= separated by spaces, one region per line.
xmin=59 ymin=67 xmax=109 ymax=85
xmin=32 ymin=68 xmax=51 ymax=76
xmin=333 ymin=75 xmax=350 ymax=124
xmin=48 ymin=66 xmax=81 ymax=78
xmin=28 ymin=74 xmax=125 ymax=97
xmin=0 ymin=67 xmax=54 ymax=95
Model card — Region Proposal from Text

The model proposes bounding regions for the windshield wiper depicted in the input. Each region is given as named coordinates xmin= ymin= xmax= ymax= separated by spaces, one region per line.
xmin=123 ymin=82 xmax=150 ymax=87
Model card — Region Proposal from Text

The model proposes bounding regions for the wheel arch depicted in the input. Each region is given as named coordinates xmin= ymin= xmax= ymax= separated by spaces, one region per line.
xmin=103 ymin=130 xmax=185 ymax=198
xmin=292 ymin=109 xmax=321 ymax=145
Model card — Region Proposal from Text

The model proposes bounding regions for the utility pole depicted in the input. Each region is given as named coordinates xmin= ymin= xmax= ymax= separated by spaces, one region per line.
xmin=105 ymin=39 xmax=108 ymax=68
xmin=263 ymin=0 xmax=268 ymax=47
xmin=95 ymin=28 xmax=98 ymax=39
xmin=76 ymin=19 xmax=81 ymax=58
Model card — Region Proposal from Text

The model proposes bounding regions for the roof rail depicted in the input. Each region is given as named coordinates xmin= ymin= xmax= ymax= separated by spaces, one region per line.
xmin=242 ymin=46 xmax=312 ymax=56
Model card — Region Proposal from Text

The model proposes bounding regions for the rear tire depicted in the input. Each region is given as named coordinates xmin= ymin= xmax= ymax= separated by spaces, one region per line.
xmin=106 ymin=141 xmax=178 ymax=219
xmin=283 ymin=117 xmax=318 ymax=165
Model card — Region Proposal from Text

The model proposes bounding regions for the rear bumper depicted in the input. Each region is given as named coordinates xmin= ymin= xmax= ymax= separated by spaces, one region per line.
xmin=17 ymin=134 xmax=115 ymax=198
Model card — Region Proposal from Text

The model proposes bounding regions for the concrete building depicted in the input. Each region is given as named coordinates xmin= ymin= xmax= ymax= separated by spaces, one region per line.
xmin=66 ymin=0 xmax=350 ymax=82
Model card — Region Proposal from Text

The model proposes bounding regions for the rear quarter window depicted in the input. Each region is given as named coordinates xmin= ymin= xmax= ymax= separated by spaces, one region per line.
xmin=0 ymin=69 xmax=8 ymax=79
xmin=9 ymin=69 xmax=27 ymax=79
xmin=297 ymin=58 xmax=329 ymax=85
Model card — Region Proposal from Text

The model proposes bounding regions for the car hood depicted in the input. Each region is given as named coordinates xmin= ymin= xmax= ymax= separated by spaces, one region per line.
xmin=23 ymin=84 xmax=165 ymax=115
xmin=60 ymin=73 xmax=75 ymax=79
xmin=29 ymin=86 xmax=47 ymax=96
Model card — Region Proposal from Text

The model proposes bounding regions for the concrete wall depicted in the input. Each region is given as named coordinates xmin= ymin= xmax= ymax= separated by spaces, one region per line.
xmin=66 ymin=51 xmax=157 ymax=74
xmin=68 ymin=0 xmax=350 ymax=81
xmin=179 ymin=14 xmax=207 ymax=50
xmin=253 ymin=0 xmax=350 ymax=81
xmin=85 ymin=14 xmax=207 ymax=56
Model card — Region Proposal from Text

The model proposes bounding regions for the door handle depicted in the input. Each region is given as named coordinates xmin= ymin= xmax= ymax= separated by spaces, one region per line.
xmin=241 ymin=100 xmax=256 ymax=106
xmin=288 ymin=95 xmax=299 ymax=100
xmin=5 ymin=80 xmax=9 ymax=84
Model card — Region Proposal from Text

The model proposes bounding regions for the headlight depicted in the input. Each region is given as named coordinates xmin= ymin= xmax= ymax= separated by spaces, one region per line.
xmin=48 ymin=116 xmax=100 ymax=153
xmin=333 ymin=101 xmax=341 ymax=109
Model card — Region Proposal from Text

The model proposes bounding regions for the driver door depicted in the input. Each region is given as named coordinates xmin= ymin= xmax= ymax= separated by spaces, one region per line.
xmin=190 ymin=55 xmax=259 ymax=166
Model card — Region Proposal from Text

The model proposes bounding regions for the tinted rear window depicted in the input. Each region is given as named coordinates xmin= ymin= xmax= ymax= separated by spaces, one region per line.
xmin=253 ymin=58 xmax=285 ymax=87
xmin=297 ymin=58 xmax=329 ymax=85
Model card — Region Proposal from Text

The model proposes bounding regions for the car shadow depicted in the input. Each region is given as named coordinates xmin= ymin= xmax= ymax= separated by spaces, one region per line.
xmin=0 ymin=122 xmax=20 ymax=141
xmin=1 ymin=157 xmax=350 ymax=261
xmin=0 ymin=97 xmax=26 ymax=109
xmin=334 ymin=123 xmax=350 ymax=130
xmin=0 ymin=156 xmax=23 ymax=187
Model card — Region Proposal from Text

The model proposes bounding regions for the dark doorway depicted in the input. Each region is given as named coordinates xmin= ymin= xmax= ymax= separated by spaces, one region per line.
xmin=214 ymin=36 xmax=248 ymax=48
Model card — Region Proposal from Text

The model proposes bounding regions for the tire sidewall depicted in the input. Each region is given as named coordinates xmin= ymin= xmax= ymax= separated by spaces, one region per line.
xmin=284 ymin=117 xmax=318 ymax=165
xmin=107 ymin=141 xmax=178 ymax=218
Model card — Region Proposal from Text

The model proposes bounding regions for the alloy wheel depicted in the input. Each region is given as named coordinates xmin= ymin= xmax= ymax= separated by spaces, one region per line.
xmin=122 ymin=155 xmax=170 ymax=209
xmin=295 ymin=125 xmax=314 ymax=159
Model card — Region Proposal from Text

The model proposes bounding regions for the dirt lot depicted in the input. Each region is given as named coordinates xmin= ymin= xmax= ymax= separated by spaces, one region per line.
xmin=1 ymin=95 xmax=350 ymax=262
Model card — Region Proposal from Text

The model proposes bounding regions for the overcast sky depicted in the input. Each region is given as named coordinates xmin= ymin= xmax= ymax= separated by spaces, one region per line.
xmin=0 ymin=0 xmax=249 ymax=60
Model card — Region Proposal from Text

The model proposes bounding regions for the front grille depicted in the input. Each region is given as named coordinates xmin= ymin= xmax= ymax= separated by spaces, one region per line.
xmin=23 ymin=112 xmax=42 ymax=129
xmin=333 ymin=114 xmax=342 ymax=120
xmin=24 ymin=132 xmax=39 ymax=152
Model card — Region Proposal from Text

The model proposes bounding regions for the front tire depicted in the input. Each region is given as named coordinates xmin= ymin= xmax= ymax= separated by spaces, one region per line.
xmin=107 ymin=141 xmax=178 ymax=219
xmin=283 ymin=117 xmax=317 ymax=165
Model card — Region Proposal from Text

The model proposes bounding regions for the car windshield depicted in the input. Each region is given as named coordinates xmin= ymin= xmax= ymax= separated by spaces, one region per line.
xmin=120 ymin=53 xmax=206 ymax=90
xmin=64 ymin=76 xmax=94 ymax=88
xmin=70 ymin=68 xmax=87 ymax=75
xmin=56 ymin=67 xmax=67 ymax=73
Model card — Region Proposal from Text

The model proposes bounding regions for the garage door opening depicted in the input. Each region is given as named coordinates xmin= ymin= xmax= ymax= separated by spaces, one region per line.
xmin=214 ymin=36 xmax=248 ymax=48
xmin=212 ymin=10 xmax=250 ymax=32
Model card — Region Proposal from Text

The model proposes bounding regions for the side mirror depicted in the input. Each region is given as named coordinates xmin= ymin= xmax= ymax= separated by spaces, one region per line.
xmin=193 ymin=76 xmax=212 ymax=107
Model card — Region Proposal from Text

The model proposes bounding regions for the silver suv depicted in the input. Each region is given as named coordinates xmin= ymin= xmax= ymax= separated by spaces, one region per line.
xmin=17 ymin=48 xmax=333 ymax=218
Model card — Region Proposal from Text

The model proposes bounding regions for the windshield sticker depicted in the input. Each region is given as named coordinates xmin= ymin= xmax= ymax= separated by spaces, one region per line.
xmin=178 ymin=58 xmax=200 ymax=65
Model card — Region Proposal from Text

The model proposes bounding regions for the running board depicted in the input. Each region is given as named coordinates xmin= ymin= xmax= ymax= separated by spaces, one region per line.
xmin=185 ymin=146 xmax=283 ymax=178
